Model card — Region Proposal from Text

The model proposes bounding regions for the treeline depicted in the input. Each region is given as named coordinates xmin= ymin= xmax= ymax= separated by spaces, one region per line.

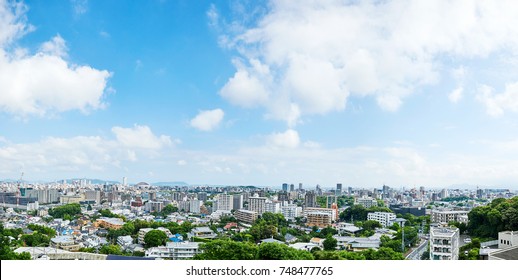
xmin=192 ymin=239 xmax=404 ymax=260
xmin=467 ymin=197 xmax=518 ymax=238
xmin=339 ymin=204 xmax=393 ymax=222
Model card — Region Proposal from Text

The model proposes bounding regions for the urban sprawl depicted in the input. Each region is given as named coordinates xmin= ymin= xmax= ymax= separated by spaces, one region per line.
xmin=1 ymin=179 xmax=517 ymax=260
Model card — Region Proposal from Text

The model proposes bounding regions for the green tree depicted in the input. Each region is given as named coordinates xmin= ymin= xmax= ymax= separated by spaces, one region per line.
xmin=323 ymin=235 xmax=337 ymax=251
xmin=20 ymin=233 xmax=50 ymax=247
xmin=48 ymin=203 xmax=82 ymax=219
xmin=144 ymin=230 xmax=168 ymax=248
xmin=194 ymin=240 xmax=258 ymax=260
xmin=27 ymin=224 xmax=56 ymax=238
xmin=362 ymin=220 xmax=382 ymax=231
xmin=361 ymin=247 xmax=404 ymax=260
xmin=257 ymin=242 xmax=314 ymax=260
xmin=99 ymin=244 xmax=124 ymax=255
xmin=249 ymin=220 xmax=278 ymax=241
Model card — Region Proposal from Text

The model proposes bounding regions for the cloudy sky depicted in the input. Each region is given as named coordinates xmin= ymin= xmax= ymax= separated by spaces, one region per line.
xmin=2 ymin=0 xmax=518 ymax=188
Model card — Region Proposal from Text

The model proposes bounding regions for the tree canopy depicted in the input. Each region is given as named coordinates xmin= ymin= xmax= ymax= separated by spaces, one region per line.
xmin=467 ymin=196 xmax=518 ymax=238
xmin=48 ymin=203 xmax=82 ymax=219
xmin=144 ymin=230 xmax=168 ymax=248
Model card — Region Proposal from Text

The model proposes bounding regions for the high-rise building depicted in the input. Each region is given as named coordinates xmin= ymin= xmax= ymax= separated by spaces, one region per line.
xmin=336 ymin=183 xmax=342 ymax=196
xmin=233 ymin=194 xmax=243 ymax=210
xmin=122 ymin=177 xmax=128 ymax=186
xmin=278 ymin=191 xmax=289 ymax=203
xmin=282 ymin=183 xmax=288 ymax=192
xmin=298 ymin=183 xmax=303 ymax=191
xmin=217 ymin=194 xmax=233 ymax=211
xmin=430 ymin=226 xmax=459 ymax=260
xmin=290 ymin=184 xmax=295 ymax=192
xmin=248 ymin=197 xmax=267 ymax=216
xmin=197 ymin=192 xmax=208 ymax=202
xmin=190 ymin=200 xmax=202 ymax=214
xmin=305 ymin=191 xmax=317 ymax=208
xmin=348 ymin=187 xmax=353 ymax=196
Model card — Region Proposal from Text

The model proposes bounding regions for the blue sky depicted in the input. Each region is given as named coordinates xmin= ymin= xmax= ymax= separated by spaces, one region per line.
xmin=2 ymin=0 xmax=518 ymax=188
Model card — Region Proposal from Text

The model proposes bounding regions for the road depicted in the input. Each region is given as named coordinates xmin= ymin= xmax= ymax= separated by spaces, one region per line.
xmin=406 ymin=237 xmax=429 ymax=260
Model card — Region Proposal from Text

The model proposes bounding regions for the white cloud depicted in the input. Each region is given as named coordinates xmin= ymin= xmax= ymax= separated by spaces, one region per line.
xmin=218 ymin=0 xmax=518 ymax=124
xmin=477 ymin=82 xmax=518 ymax=117
xmin=112 ymin=125 xmax=172 ymax=149
xmin=0 ymin=0 xmax=111 ymax=118
xmin=71 ymin=0 xmax=88 ymax=16
xmin=190 ymin=108 xmax=225 ymax=131
xmin=0 ymin=125 xmax=174 ymax=177
xmin=267 ymin=129 xmax=300 ymax=149
xmin=448 ymin=87 xmax=464 ymax=103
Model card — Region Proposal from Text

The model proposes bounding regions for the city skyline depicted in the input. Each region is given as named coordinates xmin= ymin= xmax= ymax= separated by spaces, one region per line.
xmin=3 ymin=0 xmax=518 ymax=188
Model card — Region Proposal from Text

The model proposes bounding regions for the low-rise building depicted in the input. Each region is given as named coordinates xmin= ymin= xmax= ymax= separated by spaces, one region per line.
xmin=117 ymin=235 xmax=133 ymax=248
xmin=367 ymin=212 xmax=396 ymax=227
xmin=430 ymin=209 xmax=469 ymax=224
xmin=94 ymin=217 xmax=125 ymax=230
xmin=498 ymin=231 xmax=518 ymax=249
xmin=189 ymin=227 xmax=217 ymax=239
xmin=355 ymin=197 xmax=377 ymax=208
xmin=50 ymin=236 xmax=81 ymax=251
xmin=145 ymin=242 xmax=201 ymax=260
xmin=429 ymin=226 xmax=459 ymax=260
xmin=138 ymin=227 xmax=173 ymax=244
xmin=235 ymin=209 xmax=258 ymax=224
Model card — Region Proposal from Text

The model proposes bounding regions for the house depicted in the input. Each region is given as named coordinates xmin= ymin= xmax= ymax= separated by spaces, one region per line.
xmin=188 ymin=227 xmax=217 ymax=239
xmin=117 ymin=235 xmax=133 ymax=249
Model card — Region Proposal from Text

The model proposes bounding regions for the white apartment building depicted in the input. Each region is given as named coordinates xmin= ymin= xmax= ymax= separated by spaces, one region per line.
xmin=217 ymin=194 xmax=233 ymax=211
xmin=304 ymin=207 xmax=337 ymax=221
xmin=356 ymin=197 xmax=377 ymax=208
xmin=145 ymin=242 xmax=201 ymax=260
xmin=430 ymin=209 xmax=469 ymax=224
xmin=189 ymin=199 xmax=202 ymax=214
xmin=429 ymin=226 xmax=459 ymax=260
xmin=367 ymin=212 xmax=396 ymax=227
xmin=265 ymin=201 xmax=281 ymax=214
xmin=498 ymin=231 xmax=518 ymax=249
xmin=281 ymin=204 xmax=302 ymax=221
xmin=248 ymin=197 xmax=267 ymax=216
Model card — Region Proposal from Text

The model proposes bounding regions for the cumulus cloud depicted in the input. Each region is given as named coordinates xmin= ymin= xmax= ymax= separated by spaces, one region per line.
xmin=267 ymin=129 xmax=300 ymax=149
xmin=190 ymin=109 xmax=225 ymax=131
xmin=0 ymin=0 xmax=111 ymax=118
xmin=0 ymin=125 xmax=174 ymax=176
xmin=112 ymin=125 xmax=172 ymax=149
xmin=477 ymin=82 xmax=518 ymax=117
xmin=217 ymin=0 xmax=518 ymax=124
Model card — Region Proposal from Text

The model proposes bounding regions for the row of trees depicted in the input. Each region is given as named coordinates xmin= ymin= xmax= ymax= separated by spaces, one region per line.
xmin=192 ymin=239 xmax=404 ymax=260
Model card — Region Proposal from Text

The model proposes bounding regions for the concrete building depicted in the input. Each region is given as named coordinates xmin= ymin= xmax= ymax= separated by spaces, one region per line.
xmin=367 ymin=212 xmax=397 ymax=227
xmin=355 ymin=197 xmax=377 ymax=208
xmin=305 ymin=191 xmax=317 ymax=208
xmin=429 ymin=226 xmax=459 ymax=260
xmin=431 ymin=209 xmax=469 ymax=224
xmin=304 ymin=207 xmax=337 ymax=221
xmin=305 ymin=211 xmax=333 ymax=228
xmin=498 ymin=231 xmax=518 ymax=249
xmin=117 ymin=235 xmax=133 ymax=248
xmin=235 ymin=209 xmax=258 ymax=224
xmin=145 ymin=242 xmax=201 ymax=260
xmin=336 ymin=183 xmax=342 ymax=196
xmin=217 ymin=194 xmax=233 ymax=211
xmin=189 ymin=199 xmax=202 ymax=214
xmin=94 ymin=217 xmax=125 ymax=230
xmin=265 ymin=201 xmax=281 ymax=214
xmin=281 ymin=204 xmax=301 ymax=221
xmin=232 ymin=194 xmax=243 ymax=210
xmin=189 ymin=227 xmax=217 ymax=239
xmin=248 ymin=197 xmax=267 ymax=216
